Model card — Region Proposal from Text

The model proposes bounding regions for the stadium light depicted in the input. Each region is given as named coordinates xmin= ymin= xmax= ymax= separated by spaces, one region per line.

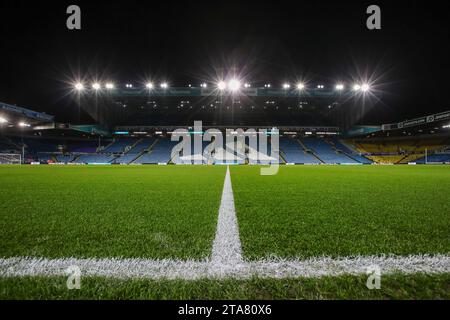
xmin=296 ymin=83 xmax=305 ymax=90
xmin=353 ymin=84 xmax=361 ymax=91
xmin=228 ymin=79 xmax=241 ymax=92
xmin=244 ymin=83 xmax=251 ymax=88
xmin=361 ymin=83 xmax=370 ymax=92
xmin=105 ymin=83 xmax=115 ymax=89
xmin=92 ymin=83 xmax=101 ymax=90
xmin=18 ymin=122 xmax=30 ymax=127
xmin=146 ymin=82 xmax=154 ymax=89
xmin=217 ymin=81 xmax=227 ymax=90
xmin=0 ymin=117 xmax=7 ymax=124
xmin=200 ymin=83 xmax=207 ymax=88
xmin=160 ymin=82 xmax=168 ymax=89
xmin=335 ymin=84 xmax=344 ymax=91
xmin=282 ymin=83 xmax=291 ymax=89
xmin=74 ymin=83 xmax=84 ymax=91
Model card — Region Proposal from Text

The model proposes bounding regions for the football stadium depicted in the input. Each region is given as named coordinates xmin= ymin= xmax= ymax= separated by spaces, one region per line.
xmin=0 ymin=1 xmax=449 ymax=303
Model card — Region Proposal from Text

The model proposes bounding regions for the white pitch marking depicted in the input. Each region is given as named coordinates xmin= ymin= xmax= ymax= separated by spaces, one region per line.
xmin=1 ymin=255 xmax=449 ymax=279
xmin=209 ymin=166 xmax=244 ymax=276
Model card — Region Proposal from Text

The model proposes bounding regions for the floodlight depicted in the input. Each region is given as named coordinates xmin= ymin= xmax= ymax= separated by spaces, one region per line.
xmin=74 ymin=83 xmax=84 ymax=91
xmin=105 ymin=83 xmax=114 ymax=89
xmin=0 ymin=117 xmax=7 ymax=124
xmin=361 ymin=83 xmax=370 ymax=92
xmin=335 ymin=84 xmax=344 ymax=90
xmin=18 ymin=122 xmax=30 ymax=127
xmin=228 ymin=79 xmax=241 ymax=92
xmin=92 ymin=83 xmax=101 ymax=90
xmin=146 ymin=82 xmax=154 ymax=89
xmin=217 ymin=81 xmax=227 ymax=90
xmin=244 ymin=83 xmax=251 ymax=88
xmin=282 ymin=83 xmax=291 ymax=89
xmin=296 ymin=83 xmax=305 ymax=90
xmin=160 ymin=82 xmax=168 ymax=89
xmin=353 ymin=84 xmax=361 ymax=91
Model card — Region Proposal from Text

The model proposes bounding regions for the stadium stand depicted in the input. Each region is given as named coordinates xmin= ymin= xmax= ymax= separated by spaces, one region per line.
xmin=55 ymin=154 xmax=74 ymax=163
xmin=416 ymin=153 xmax=450 ymax=164
xmin=280 ymin=138 xmax=321 ymax=164
xmin=126 ymin=138 xmax=155 ymax=154
xmin=247 ymin=141 xmax=280 ymax=165
xmin=0 ymin=136 xmax=20 ymax=153
xmin=301 ymin=137 xmax=359 ymax=164
xmin=112 ymin=153 xmax=142 ymax=164
xmin=101 ymin=138 xmax=137 ymax=153
xmin=66 ymin=141 xmax=100 ymax=153
xmin=347 ymin=137 xmax=450 ymax=164
xmin=397 ymin=154 xmax=425 ymax=164
xmin=37 ymin=153 xmax=55 ymax=163
xmin=331 ymin=139 xmax=372 ymax=164
xmin=73 ymin=154 xmax=117 ymax=164
xmin=20 ymin=138 xmax=59 ymax=154
xmin=133 ymin=138 xmax=178 ymax=164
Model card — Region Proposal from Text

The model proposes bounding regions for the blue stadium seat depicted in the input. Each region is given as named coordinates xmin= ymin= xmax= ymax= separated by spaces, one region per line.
xmin=301 ymin=137 xmax=358 ymax=164
xmin=132 ymin=138 xmax=178 ymax=164
xmin=73 ymin=154 xmax=117 ymax=164
xmin=416 ymin=154 xmax=450 ymax=163
xmin=102 ymin=138 xmax=137 ymax=153
xmin=332 ymin=139 xmax=372 ymax=164
xmin=280 ymin=138 xmax=321 ymax=164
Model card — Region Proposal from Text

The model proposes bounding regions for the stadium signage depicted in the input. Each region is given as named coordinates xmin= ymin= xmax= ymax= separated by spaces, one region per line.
xmin=171 ymin=121 xmax=279 ymax=175
xmin=382 ymin=110 xmax=450 ymax=131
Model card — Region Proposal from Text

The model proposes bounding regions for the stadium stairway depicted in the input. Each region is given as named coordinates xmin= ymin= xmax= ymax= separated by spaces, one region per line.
xmin=131 ymin=138 xmax=178 ymax=164
xmin=111 ymin=138 xmax=156 ymax=164
xmin=398 ymin=153 xmax=425 ymax=164
xmin=328 ymin=139 xmax=372 ymax=164
xmin=278 ymin=138 xmax=321 ymax=164
xmin=301 ymin=137 xmax=360 ymax=164
xmin=297 ymin=139 xmax=324 ymax=163
xmin=102 ymin=138 xmax=137 ymax=153
xmin=98 ymin=140 xmax=115 ymax=153
xmin=123 ymin=139 xmax=142 ymax=153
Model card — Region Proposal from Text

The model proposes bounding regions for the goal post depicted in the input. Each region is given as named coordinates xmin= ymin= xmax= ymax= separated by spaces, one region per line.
xmin=0 ymin=153 xmax=22 ymax=164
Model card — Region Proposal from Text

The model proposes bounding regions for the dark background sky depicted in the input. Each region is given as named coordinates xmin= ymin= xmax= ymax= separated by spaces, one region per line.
xmin=0 ymin=0 xmax=449 ymax=125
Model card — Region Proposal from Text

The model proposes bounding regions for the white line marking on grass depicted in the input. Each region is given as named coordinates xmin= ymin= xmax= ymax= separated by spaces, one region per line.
xmin=0 ymin=257 xmax=209 ymax=280
xmin=210 ymin=166 xmax=244 ymax=276
xmin=1 ymin=255 xmax=449 ymax=279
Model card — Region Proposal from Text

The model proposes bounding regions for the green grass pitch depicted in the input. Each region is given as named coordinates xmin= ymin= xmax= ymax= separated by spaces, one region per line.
xmin=231 ymin=165 xmax=450 ymax=259
xmin=0 ymin=164 xmax=449 ymax=299
xmin=0 ymin=165 xmax=226 ymax=259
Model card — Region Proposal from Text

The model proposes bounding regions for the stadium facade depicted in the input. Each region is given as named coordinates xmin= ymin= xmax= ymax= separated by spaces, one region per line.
xmin=1 ymin=85 xmax=450 ymax=166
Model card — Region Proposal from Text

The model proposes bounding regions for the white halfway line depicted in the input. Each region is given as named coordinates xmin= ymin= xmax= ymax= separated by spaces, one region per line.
xmin=1 ymin=166 xmax=450 ymax=280
xmin=209 ymin=166 xmax=245 ymax=276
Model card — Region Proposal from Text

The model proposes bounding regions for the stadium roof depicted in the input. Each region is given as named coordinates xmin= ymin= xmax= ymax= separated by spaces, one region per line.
xmin=0 ymin=102 xmax=54 ymax=128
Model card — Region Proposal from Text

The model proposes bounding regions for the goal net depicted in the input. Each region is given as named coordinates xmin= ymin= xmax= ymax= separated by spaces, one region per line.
xmin=0 ymin=153 xmax=22 ymax=164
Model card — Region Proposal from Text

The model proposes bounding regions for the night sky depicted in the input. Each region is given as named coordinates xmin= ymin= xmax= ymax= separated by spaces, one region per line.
xmin=0 ymin=0 xmax=449 ymax=125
